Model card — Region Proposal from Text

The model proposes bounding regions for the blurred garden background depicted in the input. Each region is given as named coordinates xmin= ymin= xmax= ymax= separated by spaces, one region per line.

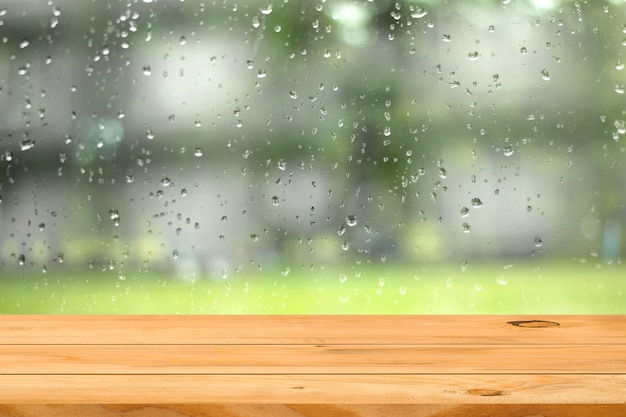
xmin=0 ymin=0 xmax=624 ymax=313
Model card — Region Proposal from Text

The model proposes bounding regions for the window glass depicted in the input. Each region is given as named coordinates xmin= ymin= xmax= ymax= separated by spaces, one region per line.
xmin=0 ymin=0 xmax=624 ymax=313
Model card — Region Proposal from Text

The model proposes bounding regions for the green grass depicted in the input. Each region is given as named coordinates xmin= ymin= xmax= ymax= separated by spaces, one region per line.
xmin=0 ymin=260 xmax=624 ymax=314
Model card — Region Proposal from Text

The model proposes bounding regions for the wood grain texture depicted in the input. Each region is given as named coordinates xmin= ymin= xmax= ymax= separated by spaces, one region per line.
xmin=0 ymin=374 xmax=624 ymax=403
xmin=1 ymin=344 xmax=624 ymax=374
xmin=0 ymin=315 xmax=624 ymax=405
xmin=2 ymin=404 xmax=626 ymax=417
xmin=0 ymin=315 xmax=624 ymax=344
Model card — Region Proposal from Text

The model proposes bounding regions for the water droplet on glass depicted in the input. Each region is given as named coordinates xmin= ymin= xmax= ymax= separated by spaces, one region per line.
xmin=18 ymin=254 xmax=25 ymax=266
xmin=468 ymin=51 xmax=480 ymax=60
xmin=337 ymin=224 xmax=346 ymax=236
xmin=277 ymin=159 xmax=286 ymax=170
xmin=346 ymin=215 xmax=358 ymax=227
xmin=616 ymin=60 xmax=624 ymax=70
xmin=250 ymin=233 xmax=260 ymax=241
xmin=540 ymin=69 xmax=550 ymax=80
xmin=160 ymin=177 xmax=173 ymax=187
xmin=20 ymin=140 xmax=35 ymax=151
xmin=460 ymin=207 xmax=470 ymax=217
xmin=289 ymin=90 xmax=297 ymax=99
xmin=534 ymin=237 xmax=543 ymax=247
xmin=474 ymin=282 xmax=483 ymax=291
xmin=109 ymin=209 xmax=120 ymax=226
xmin=19 ymin=39 xmax=29 ymax=49
xmin=503 ymin=145 xmax=514 ymax=156
xmin=438 ymin=167 xmax=447 ymax=179
xmin=272 ymin=195 xmax=279 ymax=206
xmin=194 ymin=148 xmax=203 ymax=157
xmin=383 ymin=126 xmax=391 ymax=136
xmin=142 ymin=66 xmax=151 ymax=76
xmin=257 ymin=70 xmax=267 ymax=78
xmin=520 ymin=46 xmax=527 ymax=54
xmin=341 ymin=241 xmax=349 ymax=250
xmin=471 ymin=198 xmax=482 ymax=207
xmin=38 ymin=223 xmax=45 ymax=231
xmin=615 ymin=120 xmax=626 ymax=134
xmin=442 ymin=34 xmax=452 ymax=42
xmin=260 ymin=5 xmax=273 ymax=14
xmin=488 ymin=25 xmax=495 ymax=32
xmin=410 ymin=7 xmax=428 ymax=18
xmin=462 ymin=222 xmax=471 ymax=233
xmin=281 ymin=267 xmax=291 ymax=277
xmin=615 ymin=85 xmax=625 ymax=95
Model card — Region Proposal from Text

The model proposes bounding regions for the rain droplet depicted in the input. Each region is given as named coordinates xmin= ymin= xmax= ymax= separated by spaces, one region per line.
xmin=272 ymin=195 xmax=279 ymax=206
xmin=534 ymin=237 xmax=543 ymax=247
xmin=341 ymin=241 xmax=350 ymax=251
xmin=503 ymin=145 xmax=514 ymax=156
xmin=19 ymin=39 xmax=29 ymax=49
xmin=142 ymin=66 xmax=152 ymax=76
xmin=462 ymin=222 xmax=471 ymax=233
xmin=410 ymin=7 xmax=428 ymax=18
xmin=109 ymin=209 xmax=120 ymax=226
xmin=468 ymin=51 xmax=480 ymax=60
xmin=383 ymin=126 xmax=391 ymax=136
xmin=281 ymin=267 xmax=291 ymax=277
xmin=438 ymin=167 xmax=447 ymax=179
xmin=250 ymin=233 xmax=260 ymax=241
xmin=160 ymin=177 xmax=173 ymax=187
xmin=260 ymin=5 xmax=273 ymax=14
xmin=471 ymin=198 xmax=482 ymax=207
xmin=257 ymin=70 xmax=267 ymax=78
xmin=616 ymin=60 xmax=624 ymax=70
xmin=346 ymin=215 xmax=358 ymax=227
xmin=615 ymin=119 xmax=626 ymax=134
xmin=194 ymin=148 xmax=203 ymax=157
xmin=20 ymin=140 xmax=35 ymax=151
xmin=277 ymin=159 xmax=286 ymax=171
xmin=18 ymin=254 xmax=25 ymax=266
xmin=442 ymin=34 xmax=452 ymax=42
xmin=520 ymin=46 xmax=528 ymax=54
xmin=460 ymin=207 xmax=470 ymax=217
xmin=615 ymin=85 xmax=625 ymax=95
xmin=540 ymin=69 xmax=550 ymax=80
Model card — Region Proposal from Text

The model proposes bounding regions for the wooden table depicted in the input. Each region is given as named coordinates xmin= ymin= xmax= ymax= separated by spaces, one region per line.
xmin=0 ymin=315 xmax=624 ymax=416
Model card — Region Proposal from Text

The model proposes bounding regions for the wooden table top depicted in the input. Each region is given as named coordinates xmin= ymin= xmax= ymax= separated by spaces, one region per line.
xmin=0 ymin=315 xmax=624 ymax=416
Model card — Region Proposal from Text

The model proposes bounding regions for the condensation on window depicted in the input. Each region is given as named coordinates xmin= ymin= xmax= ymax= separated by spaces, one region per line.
xmin=0 ymin=0 xmax=624 ymax=313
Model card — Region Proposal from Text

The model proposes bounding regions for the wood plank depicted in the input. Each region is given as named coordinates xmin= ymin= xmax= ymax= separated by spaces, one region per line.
xmin=0 ymin=374 xmax=624 ymax=404
xmin=2 ymin=404 xmax=626 ymax=417
xmin=1 ymin=344 xmax=624 ymax=374
xmin=0 ymin=315 xmax=623 ymax=344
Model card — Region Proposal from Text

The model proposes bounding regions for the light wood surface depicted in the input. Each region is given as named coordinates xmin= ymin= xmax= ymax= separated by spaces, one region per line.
xmin=1 ymin=315 xmax=624 ymax=344
xmin=0 ymin=315 xmax=624 ymax=414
